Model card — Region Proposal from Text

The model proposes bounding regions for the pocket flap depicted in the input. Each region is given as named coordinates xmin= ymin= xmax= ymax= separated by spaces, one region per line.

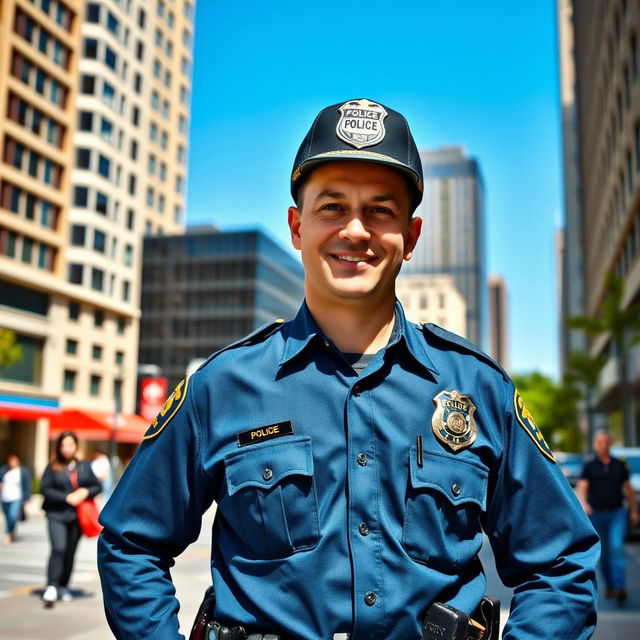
xmin=409 ymin=447 xmax=488 ymax=509
xmin=224 ymin=435 xmax=314 ymax=496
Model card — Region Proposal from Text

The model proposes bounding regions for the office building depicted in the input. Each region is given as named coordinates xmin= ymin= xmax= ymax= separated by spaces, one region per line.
xmin=488 ymin=275 xmax=508 ymax=370
xmin=0 ymin=0 xmax=196 ymax=474
xmin=396 ymin=274 xmax=467 ymax=338
xmin=562 ymin=0 xmax=640 ymax=444
xmin=404 ymin=146 xmax=487 ymax=349
xmin=139 ymin=227 xmax=305 ymax=391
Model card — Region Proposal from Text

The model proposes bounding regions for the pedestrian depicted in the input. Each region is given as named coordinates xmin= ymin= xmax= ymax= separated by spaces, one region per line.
xmin=0 ymin=452 xmax=32 ymax=544
xmin=90 ymin=450 xmax=114 ymax=504
xmin=98 ymin=98 xmax=599 ymax=640
xmin=577 ymin=429 xmax=639 ymax=603
xmin=40 ymin=431 xmax=101 ymax=605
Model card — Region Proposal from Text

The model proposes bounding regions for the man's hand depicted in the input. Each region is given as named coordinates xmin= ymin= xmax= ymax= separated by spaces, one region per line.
xmin=65 ymin=487 xmax=89 ymax=506
xmin=630 ymin=510 xmax=639 ymax=528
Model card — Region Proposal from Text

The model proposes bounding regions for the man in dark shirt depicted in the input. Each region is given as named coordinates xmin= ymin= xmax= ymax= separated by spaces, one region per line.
xmin=578 ymin=430 xmax=638 ymax=602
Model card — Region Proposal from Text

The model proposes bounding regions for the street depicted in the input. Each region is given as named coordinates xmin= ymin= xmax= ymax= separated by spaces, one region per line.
xmin=0 ymin=498 xmax=638 ymax=639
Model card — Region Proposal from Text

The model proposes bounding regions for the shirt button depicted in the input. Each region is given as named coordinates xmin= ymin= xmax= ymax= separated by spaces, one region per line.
xmin=262 ymin=468 xmax=273 ymax=481
xmin=364 ymin=591 xmax=377 ymax=606
xmin=357 ymin=453 xmax=367 ymax=466
xmin=353 ymin=385 xmax=361 ymax=396
xmin=323 ymin=339 xmax=330 ymax=348
xmin=359 ymin=522 xmax=369 ymax=536
xmin=451 ymin=483 xmax=461 ymax=497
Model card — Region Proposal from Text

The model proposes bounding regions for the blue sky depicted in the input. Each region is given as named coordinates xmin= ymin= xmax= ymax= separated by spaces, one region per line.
xmin=186 ymin=1 xmax=563 ymax=378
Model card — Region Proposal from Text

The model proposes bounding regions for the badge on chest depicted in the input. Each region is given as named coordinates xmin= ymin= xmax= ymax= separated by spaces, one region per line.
xmin=431 ymin=390 xmax=477 ymax=452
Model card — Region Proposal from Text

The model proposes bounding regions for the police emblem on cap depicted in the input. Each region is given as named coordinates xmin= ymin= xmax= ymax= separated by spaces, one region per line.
xmin=432 ymin=390 xmax=477 ymax=452
xmin=336 ymin=98 xmax=388 ymax=149
xmin=514 ymin=389 xmax=556 ymax=462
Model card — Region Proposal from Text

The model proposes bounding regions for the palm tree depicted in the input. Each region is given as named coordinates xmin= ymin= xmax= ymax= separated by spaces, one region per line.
xmin=567 ymin=272 xmax=640 ymax=446
xmin=565 ymin=350 xmax=607 ymax=451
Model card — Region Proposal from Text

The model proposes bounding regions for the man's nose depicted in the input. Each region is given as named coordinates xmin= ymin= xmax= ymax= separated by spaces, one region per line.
xmin=339 ymin=214 xmax=371 ymax=241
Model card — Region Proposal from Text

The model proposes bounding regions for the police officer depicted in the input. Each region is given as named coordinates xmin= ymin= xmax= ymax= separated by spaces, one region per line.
xmin=98 ymin=98 xmax=599 ymax=640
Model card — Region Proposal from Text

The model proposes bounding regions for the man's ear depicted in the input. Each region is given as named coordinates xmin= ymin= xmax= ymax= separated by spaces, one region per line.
xmin=288 ymin=206 xmax=302 ymax=251
xmin=404 ymin=216 xmax=422 ymax=260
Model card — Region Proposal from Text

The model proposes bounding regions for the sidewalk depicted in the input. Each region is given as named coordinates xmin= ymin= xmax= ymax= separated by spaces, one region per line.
xmin=0 ymin=497 xmax=213 ymax=640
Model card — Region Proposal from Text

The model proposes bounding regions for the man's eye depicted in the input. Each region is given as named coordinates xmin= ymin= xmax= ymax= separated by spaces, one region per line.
xmin=371 ymin=207 xmax=393 ymax=216
xmin=319 ymin=203 xmax=342 ymax=211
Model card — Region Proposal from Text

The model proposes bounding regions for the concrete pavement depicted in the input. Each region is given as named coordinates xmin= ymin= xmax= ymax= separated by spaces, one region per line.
xmin=1 ymin=497 xmax=638 ymax=639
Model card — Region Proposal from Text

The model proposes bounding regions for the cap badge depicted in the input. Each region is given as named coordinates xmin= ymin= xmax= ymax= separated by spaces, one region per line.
xmin=431 ymin=390 xmax=477 ymax=452
xmin=336 ymin=99 xmax=388 ymax=149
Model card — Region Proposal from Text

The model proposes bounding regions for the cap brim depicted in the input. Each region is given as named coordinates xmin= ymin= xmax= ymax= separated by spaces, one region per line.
xmin=293 ymin=150 xmax=423 ymax=194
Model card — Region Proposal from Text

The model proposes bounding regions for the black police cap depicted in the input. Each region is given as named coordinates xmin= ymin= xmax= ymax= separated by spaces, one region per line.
xmin=291 ymin=98 xmax=424 ymax=209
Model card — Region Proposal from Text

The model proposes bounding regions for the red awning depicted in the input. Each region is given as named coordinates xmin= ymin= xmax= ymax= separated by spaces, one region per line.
xmin=49 ymin=410 xmax=149 ymax=443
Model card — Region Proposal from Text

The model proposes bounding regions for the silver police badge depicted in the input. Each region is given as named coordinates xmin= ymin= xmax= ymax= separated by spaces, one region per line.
xmin=431 ymin=390 xmax=477 ymax=452
xmin=336 ymin=98 xmax=388 ymax=149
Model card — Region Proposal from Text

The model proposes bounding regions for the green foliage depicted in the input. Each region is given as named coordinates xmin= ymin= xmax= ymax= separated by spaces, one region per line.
xmin=0 ymin=328 xmax=23 ymax=368
xmin=512 ymin=371 xmax=582 ymax=452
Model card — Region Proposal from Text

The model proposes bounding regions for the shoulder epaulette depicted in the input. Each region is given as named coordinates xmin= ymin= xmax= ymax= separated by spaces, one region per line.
xmin=196 ymin=319 xmax=285 ymax=373
xmin=420 ymin=322 xmax=508 ymax=382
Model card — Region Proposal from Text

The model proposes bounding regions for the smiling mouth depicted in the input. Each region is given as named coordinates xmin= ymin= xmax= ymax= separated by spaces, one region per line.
xmin=331 ymin=254 xmax=376 ymax=264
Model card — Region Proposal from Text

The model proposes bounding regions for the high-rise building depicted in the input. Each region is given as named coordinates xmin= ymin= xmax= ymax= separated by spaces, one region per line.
xmin=561 ymin=0 xmax=640 ymax=444
xmin=0 ymin=1 xmax=196 ymax=473
xmin=557 ymin=0 xmax=586 ymax=376
xmin=139 ymin=227 xmax=305 ymax=391
xmin=488 ymin=275 xmax=509 ymax=371
xmin=404 ymin=146 xmax=487 ymax=349
xmin=396 ymin=274 xmax=467 ymax=338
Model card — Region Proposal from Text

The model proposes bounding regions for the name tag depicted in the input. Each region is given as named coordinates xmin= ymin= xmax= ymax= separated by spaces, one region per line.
xmin=237 ymin=420 xmax=294 ymax=447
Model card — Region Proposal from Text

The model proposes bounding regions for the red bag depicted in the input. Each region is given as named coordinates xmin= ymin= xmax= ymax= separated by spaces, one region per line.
xmin=77 ymin=499 xmax=103 ymax=537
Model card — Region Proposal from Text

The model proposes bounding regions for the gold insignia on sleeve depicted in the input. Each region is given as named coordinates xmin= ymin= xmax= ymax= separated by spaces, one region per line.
xmin=432 ymin=390 xmax=477 ymax=452
xmin=143 ymin=376 xmax=190 ymax=441
xmin=513 ymin=389 xmax=556 ymax=462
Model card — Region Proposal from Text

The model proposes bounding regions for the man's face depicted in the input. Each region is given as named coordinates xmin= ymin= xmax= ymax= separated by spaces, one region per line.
xmin=288 ymin=161 xmax=422 ymax=310
xmin=594 ymin=432 xmax=612 ymax=458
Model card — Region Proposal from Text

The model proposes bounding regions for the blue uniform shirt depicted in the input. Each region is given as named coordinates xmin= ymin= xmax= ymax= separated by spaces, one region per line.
xmin=98 ymin=301 xmax=599 ymax=640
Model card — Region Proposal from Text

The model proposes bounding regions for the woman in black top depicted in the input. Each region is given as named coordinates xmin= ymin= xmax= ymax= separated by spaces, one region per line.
xmin=40 ymin=431 xmax=101 ymax=604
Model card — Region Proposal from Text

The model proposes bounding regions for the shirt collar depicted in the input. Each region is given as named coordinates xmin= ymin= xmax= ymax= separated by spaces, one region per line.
xmin=279 ymin=299 xmax=439 ymax=377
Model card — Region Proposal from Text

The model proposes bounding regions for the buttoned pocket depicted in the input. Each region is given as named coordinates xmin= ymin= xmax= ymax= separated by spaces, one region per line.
xmin=402 ymin=447 xmax=488 ymax=572
xmin=221 ymin=435 xmax=320 ymax=559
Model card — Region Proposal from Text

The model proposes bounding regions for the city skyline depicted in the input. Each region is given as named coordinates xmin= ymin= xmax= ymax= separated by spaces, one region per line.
xmin=186 ymin=1 xmax=563 ymax=379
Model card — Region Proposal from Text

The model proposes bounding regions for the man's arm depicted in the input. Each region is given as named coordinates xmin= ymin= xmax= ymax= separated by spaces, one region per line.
xmin=624 ymin=480 xmax=638 ymax=528
xmin=484 ymin=382 xmax=599 ymax=640
xmin=576 ymin=478 xmax=592 ymax=516
xmin=97 ymin=372 xmax=215 ymax=640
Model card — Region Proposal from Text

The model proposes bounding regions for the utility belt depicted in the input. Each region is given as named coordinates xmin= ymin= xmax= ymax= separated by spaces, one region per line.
xmin=190 ymin=587 xmax=500 ymax=640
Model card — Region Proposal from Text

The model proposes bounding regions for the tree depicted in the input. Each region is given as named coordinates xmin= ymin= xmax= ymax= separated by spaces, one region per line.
xmin=0 ymin=328 xmax=23 ymax=369
xmin=567 ymin=272 xmax=640 ymax=446
xmin=564 ymin=350 xmax=607 ymax=452
xmin=512 ymin=371 xmax=582 ymax=452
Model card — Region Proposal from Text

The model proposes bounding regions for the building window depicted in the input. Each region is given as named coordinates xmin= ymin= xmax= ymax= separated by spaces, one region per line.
xmin=92 ymin=344 xmax=102 ymax=360
xmin=146 ymin=187 xmax=154 ymax=206
xmin=100 ymin=117 xmax=113 ymax=143
xmin=69 ymin=301 xmax=80 ymax=321
xmin=98 ymin=154 xmax=111 ymax=178
xmin=130 ymin=139 xmax=138 ymax=160
xmin=107 ymin=12 xmax=119 ymax=36
xmin=117 ymin=317 xmax=125 ymax=334
xmin=68 ymin=263 xmax=83 ymax=284
xmin=134 ymin=72 xmax=142 ymax=94
xmin=81 ymin=74 xmax=95 ymax=94
xmin=96 ymin=191 xmax=108 ymax=215
xmin=78 ymin=110 xmax=93 ymax=131
xmin=63 ymin=369 xmax=76 ymax=392
xmin=74 ymin=186 xmax=88 ymax=207
xmin=66 ymin=339 xmax=78 ymax=355
xmin=76 ymin=147 xmax=91 ymax=169
xmin=87 ymin=3 xmax=100 ymax=23
xmin=84 ymin=37 xmax=98 ymax=59
xmin=126 ymin=208 xmax=135 ymax=230
xmin=90 ymin=374 xmax=101 ymax=396
xmin=115 ymin=350 xmax=124 ymax=365
xmin=105 ymin=47 xmax=117 ymax=71
xmin=94 ymin=309 xmax=104 ymax=327
xmin=93 ymin=229 xmax=106 ymax=253
xmin=124 ymin=244 xmax=133 ymax=266
xmin=70 ymin=225 xmax=86 ymax=246
xmin=91 ymin=267 xmax=104 ymax=291
xmin=21 ymin=237 xmax=33 ymax=264
xmin=136 ymin=40 xmax=144 ymax=61
xmin=122 ymin=280 xmax=130 ymax=302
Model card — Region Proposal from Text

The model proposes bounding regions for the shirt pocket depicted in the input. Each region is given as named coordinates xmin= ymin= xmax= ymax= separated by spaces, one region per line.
xmin=222 ymin=435 xmax=321 ymax=559
xmin=402 ymin=447 xmax=488 ymax=572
